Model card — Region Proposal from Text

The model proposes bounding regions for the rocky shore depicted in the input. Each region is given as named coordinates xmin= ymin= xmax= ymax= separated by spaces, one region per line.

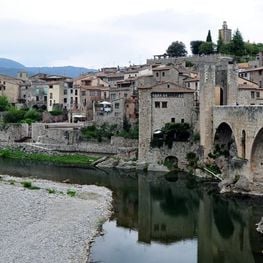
xmin=0 ymin=175 xmax=112 ymax=263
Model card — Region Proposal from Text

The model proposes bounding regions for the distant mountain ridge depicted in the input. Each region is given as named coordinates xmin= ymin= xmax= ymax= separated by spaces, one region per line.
xmin=0 ymin=58 xmax=96 ymax=78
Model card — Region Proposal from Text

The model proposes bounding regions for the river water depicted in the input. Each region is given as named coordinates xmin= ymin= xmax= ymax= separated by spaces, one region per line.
xmin=0 ymin=158 xmax=262 ymax=263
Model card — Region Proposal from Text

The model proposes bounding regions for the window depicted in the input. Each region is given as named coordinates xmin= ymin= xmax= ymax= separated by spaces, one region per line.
xmin=49 ymin=100 xmax=52 ymax=106
xmin=64 ymin=89 xmax=67 ymax=95
xmin=260 ymin=81 xmax=262 ymax=88
xmin=70 ymin=89 xmax=73 ymax=94
xmin=44 ymin=96 xmax=47 ymax=102
xmin=155 ymin=101 xmax=160 ymax=108
xmin=167 ymin=84 xmax=170 ymax=88
xmin=50 ymin=93 xmax=53 ymax=99
xmin=75 ymin=90 xmax=78 ymax=95
xmin=36 ymin=96 xmax=39 ymax=101
xmin=251 ymin=91 xmax=255 ymax=99
xmin=115 ymin=103 xmax=119 ymax=109
xmin=49 ymin=85 xmax=53 ymax=89
xmin=70 ymin=97 xmax=73 ymax=104
xmin=257 ymin=92 xmax=260 ymax=98
xmin=259 ymin=70 xmax=262 ymax=75
xmin=75 ymin=97 xmax=78 ymax=104
xmin=162 ymin=101 xmax=167 ymax=108
xmin=162 ymin=72 xmax=165 ymax=77
xmin=111 ymin=94 xmax=116 ymax=100
xmin=171 ymin=118 xmax=175 ymax=123
xmin=81 ymin=91 xmax=86 ymax=96
xmin=156 ymin=72 xmax=159 ymax=77
xmin=181 ymin=119 xmax=185 ymax=123
xmin=64 ymin=98 xmax=67 ymax=103
xmin=188 ymin=83 xmax=190 ymax=88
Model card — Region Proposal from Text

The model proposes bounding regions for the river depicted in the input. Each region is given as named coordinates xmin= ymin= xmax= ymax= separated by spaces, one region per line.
xmin=0 ymin=158 xmax=262 ymax=263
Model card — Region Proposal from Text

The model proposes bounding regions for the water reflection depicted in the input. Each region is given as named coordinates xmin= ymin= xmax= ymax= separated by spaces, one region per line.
xmin=0 ymin=158 xmax=262 ymax=263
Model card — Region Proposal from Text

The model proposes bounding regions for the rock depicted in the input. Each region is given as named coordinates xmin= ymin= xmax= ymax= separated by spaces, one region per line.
xmin=62 ymin=179 xmax=71 ymax=183
xmin=96 ymin=157 xmax=119 ymax=168
xmin=136 ymin=162 xmax=148 ymax=171
xmin=195 ymin=168 xmax=212 ymax=178
xmin=218 ymin=177 xmax=235 ymax=193
xmin=148 ymin=163 xmax=169 ymax=172
xmin=256 ymin=217 xmax=263 ymax=234
xmin=233 ymin=175 xmax=251 ymax=192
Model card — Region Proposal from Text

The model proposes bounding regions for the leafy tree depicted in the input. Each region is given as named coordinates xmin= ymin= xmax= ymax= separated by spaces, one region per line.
xmin=199 ymin=42 xmax=214 ymax=55
xmin=206 ymin=30 xmax=212 ymax=42
xmin=4 ymin=107 xmax=25 ymax=123
xmin=0 ymin=96 xmax=10 ymax=111
xmin=230 ymin=29 xmax=246 ymax=57
xmin=24 ymin=109 xmax=41 ymax=122
xmin=190 ymin=40 xmax=204 ymax=55
xmin=217 ymin=34 xmax=224 ymax=53
xmin=166 ymin=41 xmax=187 ymax=57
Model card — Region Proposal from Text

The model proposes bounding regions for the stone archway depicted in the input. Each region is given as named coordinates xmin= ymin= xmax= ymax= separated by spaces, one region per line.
xmin=214 ymin=122 xmax=237 ymax=158
xmin=250 ymin=127 xmax=263 ymax=182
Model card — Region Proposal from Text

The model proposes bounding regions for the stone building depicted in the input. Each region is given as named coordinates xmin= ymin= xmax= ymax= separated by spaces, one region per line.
xmin=219 ymin=21 xmax=232 ymax=44
xmin=239 ymin=66 xmax=263 ymax=88
xmin=73 ymin=75 xmax=109 ymax=121
xmin=0 ymin=74 xmax=29 ymax=104
xmin=138 ymin=81 xmax=194 ymax=162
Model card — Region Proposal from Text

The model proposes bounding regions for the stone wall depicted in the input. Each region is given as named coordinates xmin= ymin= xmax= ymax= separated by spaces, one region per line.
xmin=146 ymin=142 xmax=200 ymax=169
xmin=110 ymin=136 xmax=138 ymax=147
xmin=0 ymin=124 xmax=29 ymax=142
xmin=32 ymin=123 xmax=80 ymax=145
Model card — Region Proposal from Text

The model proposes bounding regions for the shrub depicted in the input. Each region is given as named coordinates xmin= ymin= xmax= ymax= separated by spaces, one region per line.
xmin=67 ymin=188 xmax=76 ymax=197
xmin=49 ymin=110 xmax=63 ymax=116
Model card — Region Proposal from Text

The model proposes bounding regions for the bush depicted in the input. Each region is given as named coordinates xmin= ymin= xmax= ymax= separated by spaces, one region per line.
xmin=67 ymin=188 xmax=76 ymax=197
xmin=4 ymin=107 xmax=25 ymax=123
xmin=0 ymin=96 xmax=10 ymax=111
xmin=50 ymin=110 xmax=63 ymax=116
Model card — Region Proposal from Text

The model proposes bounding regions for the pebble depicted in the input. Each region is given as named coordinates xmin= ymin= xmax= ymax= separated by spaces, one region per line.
xmin=0 ymin=175 xmax=112 ymax=263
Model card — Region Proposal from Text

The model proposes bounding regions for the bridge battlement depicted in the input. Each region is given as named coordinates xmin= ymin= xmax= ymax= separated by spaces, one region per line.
xmin=213 ymin=105 xmax=263 ymax=183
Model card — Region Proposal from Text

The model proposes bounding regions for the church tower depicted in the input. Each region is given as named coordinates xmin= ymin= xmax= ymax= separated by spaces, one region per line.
xmin=219 ymin=21 xmax=232 ymax=44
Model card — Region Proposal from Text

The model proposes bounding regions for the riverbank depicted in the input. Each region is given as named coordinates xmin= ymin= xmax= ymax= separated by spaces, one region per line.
xmin=0 ymin=175 xmax=112 ymax=263
xmin=0 ymin=148 xmax=99 ymax=167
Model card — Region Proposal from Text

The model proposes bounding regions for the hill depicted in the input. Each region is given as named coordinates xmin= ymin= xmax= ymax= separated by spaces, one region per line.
xmin=0 ymin=58 xmax=96 ymax=78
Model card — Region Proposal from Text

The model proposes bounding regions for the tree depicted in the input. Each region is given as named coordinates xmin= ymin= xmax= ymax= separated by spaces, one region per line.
xmin=199 ymin=42 xmax=214 ymax=55
xmin=166 ymin=41 xmax=187 ymax=57
xmin=217 ymin=34 xmax=223 ymax=53
xmin=230 ymin=29 xmax=246 ymax=57
xmin=0 ymin=96 xmax=10 ymax=111
xmin=190 ymin=40 xmax=204 ymax=55
xmin=206 ymin=30 xmax=212 ymax=42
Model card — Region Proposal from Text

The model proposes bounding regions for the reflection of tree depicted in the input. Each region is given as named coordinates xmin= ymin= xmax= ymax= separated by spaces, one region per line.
xmin=213 ymin=196 xmax=234 ymax=239
xmin=159 ymin=188 xmax=189 ymax=217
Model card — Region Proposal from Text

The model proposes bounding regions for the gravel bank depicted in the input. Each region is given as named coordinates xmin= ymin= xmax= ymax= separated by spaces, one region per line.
xmin=0 ymin=175 xmax=112 ymax=263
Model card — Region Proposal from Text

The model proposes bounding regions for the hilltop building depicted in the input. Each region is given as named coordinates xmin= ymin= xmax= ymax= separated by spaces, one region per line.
xmin=219 ymin=21 xmax=232 ymax=44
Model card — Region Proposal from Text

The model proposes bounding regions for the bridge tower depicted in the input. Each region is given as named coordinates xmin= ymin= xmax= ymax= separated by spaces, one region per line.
xmin=199 ymin=58 xmax=238 ymax=158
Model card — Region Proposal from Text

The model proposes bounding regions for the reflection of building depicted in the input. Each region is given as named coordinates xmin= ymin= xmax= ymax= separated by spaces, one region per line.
xmin=219 ymin=21 xmax=232 ymax=44
xmin=136 ymin=174 xmax=260 ymax=262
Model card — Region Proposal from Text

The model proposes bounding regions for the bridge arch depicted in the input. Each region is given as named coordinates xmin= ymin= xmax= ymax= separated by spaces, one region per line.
xmin=250 ymin=127 xmax=263 ymax=182
xmin=214 ymin=122 xmax=237 ymax=157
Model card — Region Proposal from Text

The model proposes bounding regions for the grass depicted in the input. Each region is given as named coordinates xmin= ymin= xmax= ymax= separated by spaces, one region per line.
xmin=46 ymin=188 xmax=56 ymax=194
xmin=67 ymin=188 xmax=76 ymax=197
xmin=0 ymin=149 xmax=98 ymax=166
xmin=21 ymin=180 xmax=40 ymax=190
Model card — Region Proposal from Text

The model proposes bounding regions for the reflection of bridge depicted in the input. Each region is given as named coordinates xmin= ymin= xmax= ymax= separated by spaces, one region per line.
xmin=213 ymin=106 xmax=263 ymax=183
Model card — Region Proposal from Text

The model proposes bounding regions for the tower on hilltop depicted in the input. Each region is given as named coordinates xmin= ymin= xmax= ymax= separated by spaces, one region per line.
xmin=219 ymin=21 xmax=232 ymax=44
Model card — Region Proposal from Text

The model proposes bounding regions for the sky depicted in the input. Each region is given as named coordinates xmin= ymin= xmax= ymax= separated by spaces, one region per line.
xmin=0 ymin=0 xmax=262 ymax=69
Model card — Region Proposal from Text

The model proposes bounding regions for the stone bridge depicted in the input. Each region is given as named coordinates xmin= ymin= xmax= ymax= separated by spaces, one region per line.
xmin=213 ymin=105 xmax=263 ymax=183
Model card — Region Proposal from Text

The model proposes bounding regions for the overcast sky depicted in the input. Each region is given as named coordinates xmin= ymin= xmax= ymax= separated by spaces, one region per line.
xmin=0 ymin=0 xmax=262 ymax=69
